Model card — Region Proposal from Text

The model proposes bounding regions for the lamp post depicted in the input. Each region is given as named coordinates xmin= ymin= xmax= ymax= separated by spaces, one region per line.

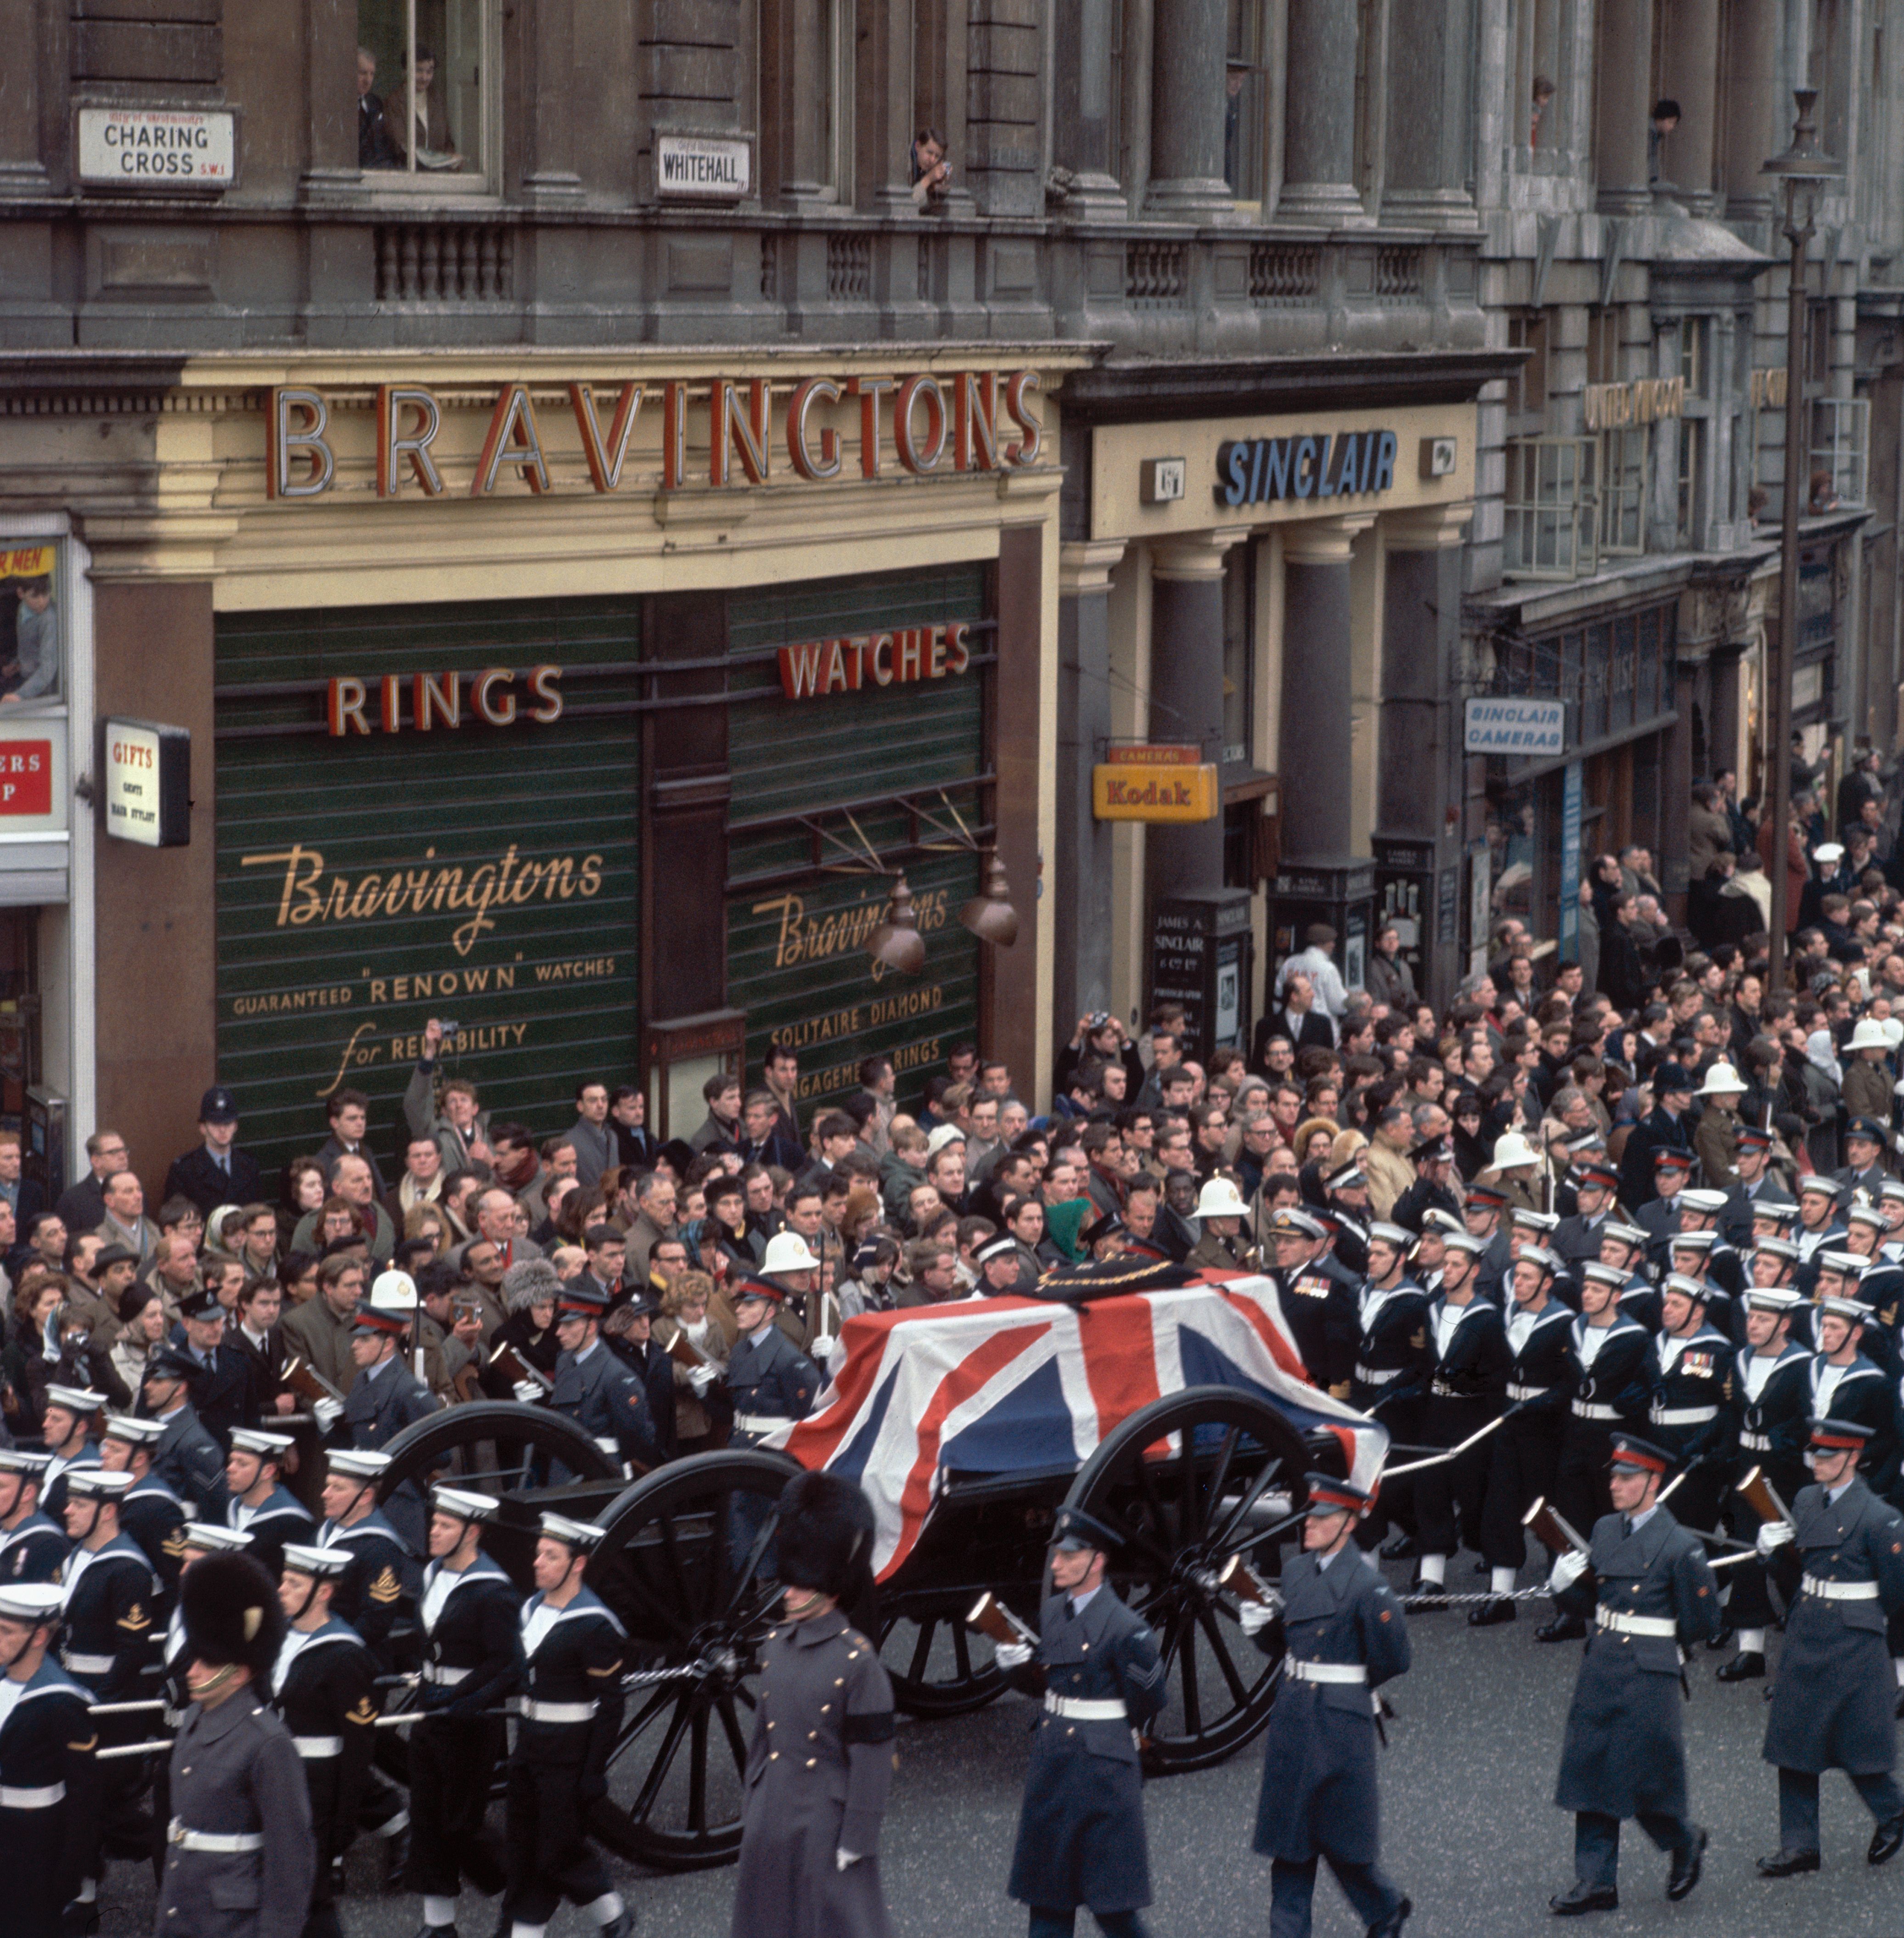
xmin=1761 ymin=90 xmax=1841 ymax=992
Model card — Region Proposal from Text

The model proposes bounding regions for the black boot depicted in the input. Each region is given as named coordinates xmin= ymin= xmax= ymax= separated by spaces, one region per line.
xmin=1535 ymin=1614 xmax=1587 ymax=1644
xmin=1870 ymin=1815 xmax=1904 ymax=1866
xmin=1548 ymin=1881 xmax=1617 ymax=1915
xmin=1365 ymin=1898 xmax=1411 ymax=1938
xmin=1754 ymin=1847 xmax=1820 ymax=1877
xmin=1704 ymin=1623 xmax=1735 ymax=1652
xmin=1667 ymin=1827 xmax=1707 ymax=1901
xmin=1380 ymin=1532 xmax=1418 ymax=1560
xmin=1468 ymin=1596 xmax=1517 ymax=1627
xmin=1716 ymin=1650 xmax=1766 ymax=1682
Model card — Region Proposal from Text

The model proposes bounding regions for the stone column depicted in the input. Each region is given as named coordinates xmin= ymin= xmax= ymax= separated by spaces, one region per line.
xmin=0 ymin=0 xmax=46 ymax=189
xmin=300 ymin=0 xmax=357 ymax=198
xmin=1593 ymin=0 xmax=1652 ymax=215
xmin=1659 ymin=0 xmax=1718 ymax=213
xmin=1723 ymin=0 xmax=1780 ymax=224
xmin=1279 ymin=0 xmax=1365 ymax=226
xmin=522 ymin=0 xmax=583 ymax=202
xmin=857 ymin=0 xmax=916 ymax=210
xmin=1142 ymin=0 xmax=1233 ymax=219
xmin=1051 ymin=0 xmax=1127 ymax=218
xmin=1660 ymin=659 xmax=1698 ymax=918
xmin=1381 ymin=0 xmax=1476 ymax=229
xmin=1055 ymin=542 xmax=1127 ymax=1027
xmin=760 ymin=0 xmax=833 ymax=205
xmin=1279 ymin=519 xmax=1374 ymax=860
xmin=1144 ymin=533 xmax=1243 ymax=909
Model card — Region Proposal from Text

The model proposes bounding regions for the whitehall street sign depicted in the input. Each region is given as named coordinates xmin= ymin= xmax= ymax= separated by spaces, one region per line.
xmin=1463 ymin=697 xmax=1566 ymax=756
xmin=655 ymin=135 xmax=752 ymax=198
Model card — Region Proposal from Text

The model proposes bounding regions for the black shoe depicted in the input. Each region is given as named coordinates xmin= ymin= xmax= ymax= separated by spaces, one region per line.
xmin=1755 ymin=1848 xmax=1820 ymax=1877
xmin=413 ymin=1928 xmax=459 ymax=1938
xmin=1705 ymin=1624 xmax=1735 ymax=1652
xmin=1468 ymin=1596 xmax=1517 ymax=1627
xmin=1894 ymin=1686 xmax=1904 ymax=1720
xmin=1667 ymin=1827 xmax=1707 ymax=1901
xmin=600 ymin=1913 xmax=636 ymax=1938
xmin=1535 ymin=1615 xmax=1587 ymax=1644
xmin=1380 ymin=1533 xmax=1418 ymax=1560
xmin=1549 ymin=1881 xmax=1617 ymax=1915
xmin=58 ymin=1906 xmax=99 ymax=1937
xmin=1717 ymin=1650 xmax=1766 ymax=1682
xmin=1407 ymin=1576 xmax=1448 ymax=1609
xmin=1366 ymin=1898 xmax=1411 ymax=1938
xmin=1870 ymin=1814 xmax=1904 ymax=1865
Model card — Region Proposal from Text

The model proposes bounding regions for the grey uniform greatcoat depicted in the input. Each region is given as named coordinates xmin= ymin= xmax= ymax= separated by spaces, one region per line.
xmin=1553 ymin=1507 xmax=1722 ymax=1821
xmin=731 ymin=1608 xmax=896 ymax=1938
xmin=153 ymin=1692 xmax=316 ymax=1938
xmin=1763 ymin=1476 xmax=1904 ymax=1775
xmin=1006 ymin=1585 xmax=1165 ymax=1914
xmin=1253 ymin=1545 xmax=1410 ymax=1867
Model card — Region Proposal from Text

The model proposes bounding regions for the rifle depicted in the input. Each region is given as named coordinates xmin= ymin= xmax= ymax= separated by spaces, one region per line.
xmin=1522 ymin=1495 xmax=1590 ymax=1556
xmin=487 ymin=1341 xmax=553 ymax=1394
xmin=965 ymin=1591 xmax=1038 ymax=1650
xmin=1217 ymin=1554 xmax=1277 ymax=1605
xmin=280 ymin=1354 xmax=345 ymax=1407
xmin=1737 ymin=1464 xmax=1795 ymax=1528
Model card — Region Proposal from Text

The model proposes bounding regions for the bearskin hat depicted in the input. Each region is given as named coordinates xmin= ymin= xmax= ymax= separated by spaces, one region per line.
xmin=182 ymin=1551 xmax=284 ymax=1682
xmin=775 ymin=1469 xmax=876 ymax=1601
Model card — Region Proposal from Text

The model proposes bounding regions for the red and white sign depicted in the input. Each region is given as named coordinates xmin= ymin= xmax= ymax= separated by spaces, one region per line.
xmin=777 ymin=622 xmax=972 ymax=701
xmin=0 ymin=742 xmax=52 ymax=816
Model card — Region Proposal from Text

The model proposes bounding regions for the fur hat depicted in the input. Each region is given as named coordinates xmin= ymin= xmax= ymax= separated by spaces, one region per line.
xmin=182 ymin=1551 xmax=284 ymax=1682
xmin=775 ymin=1470 xmax=875 ymax=1601
xmin=503 ymin=1257 xmax=564 ymax=1315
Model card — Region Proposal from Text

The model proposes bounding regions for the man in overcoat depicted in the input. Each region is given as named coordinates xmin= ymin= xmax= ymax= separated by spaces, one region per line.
xmin=1755 ymin=1416 xmax=1904 ymax=1874
xmin=1548 ymin=1433 xmax=1721 ymax=1913
xmin=997 ymin=1504 xmax=1166 ymax=1938
xmin=1244 ymin=1471 xmax=1412 ymax=1938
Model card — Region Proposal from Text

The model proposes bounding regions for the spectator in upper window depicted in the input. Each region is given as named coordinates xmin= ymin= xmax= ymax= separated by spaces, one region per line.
xmin=1648 ymin=97 xmax=1680 ymax=184
xmin=911 ymin=127 xmax=952 ymax=209
xmin=356 ymin=46 xmax=400 ymax=169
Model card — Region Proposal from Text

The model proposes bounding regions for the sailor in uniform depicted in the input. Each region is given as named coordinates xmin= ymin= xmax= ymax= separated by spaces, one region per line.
xmin=98 ymin=1413 xmax=186 ymax=1617
xmin=225 ymin=1428 xmax=313 ymax=1579
xmin=0 ymin=1451 xmax=66 ymax=1585
xmin=36 ymin=1386 xmax=104 ymax=1528
xmin=1344 ymin=1223 xmax=1430 ymax=1552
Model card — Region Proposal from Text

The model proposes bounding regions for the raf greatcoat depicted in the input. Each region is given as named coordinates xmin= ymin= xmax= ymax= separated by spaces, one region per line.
xmin=732 ymin=1607 xmax=896 ymax=1938
xmin=1006 ymin=1585 xmax=1166 ymax=1915
xmin=1763 ymin=1476 xmax=1904 ymax=1775
xmin=1253 ymin=1545 xmax=1410 ymax=1867
xmin=1553 ymin=1508 xmax=1722 ymax=1822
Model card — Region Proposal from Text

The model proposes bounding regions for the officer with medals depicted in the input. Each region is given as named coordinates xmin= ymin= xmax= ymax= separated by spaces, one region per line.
xmin=1548 ymin=1432 xmax=1719 ymax=1913
xmin=1674 ymin=1188 xmax=1746 ymax=1300
xmin=154 ymin=1550 xmax=315 ymax=1938
xmin=225 ymin=1428 xmax=314 ymax=1578
xmin=1755 ymin=1417 xmax=1904 ymax=1876
xmin=406 ymin=1484 xmax=523 ymax=1936
xmin=997 ymin=1503 xmax=1166 ymax=1938
xmin=1474 ymin=1244 xmax=1576 ymax=1626
xmin=58 ymin=1466 xmax=159 ymax=1881
xmin=141 ymin=1345 xmax=232 ymax=1522
xmin=1718 ymin=1286 xmax=1811 ymax=1681
xmin=1242 ymin=1471 xmax=1412 ymax=1938
xmin=273 ymin=1540 xmax=381 ymax=1938
xmin=0 ymin=1581 xmax=99 ymax=1937
xmin=546 ymin=1283 xmax=663 ymax=1470
xmin=1644 ymin=1273 xmax=1733 ymax=1536
xmin=37 ymin=1387 xmax=104 ymax=1527
xmin=1266 ymin=1208 xmax=1358 ymax=1398
xmin=725 ymin=1277 xmax=822 ymax=1447
xmin=0 ymin=1450 xmax=67 ymax=1585
xmin=731 ymin=1473 xmax=892 ymax=1938
xmin=98 ymin=1414 xmax=186 ymax=1615
xmin=505 ymin=1513 xmax=632 ymax=1938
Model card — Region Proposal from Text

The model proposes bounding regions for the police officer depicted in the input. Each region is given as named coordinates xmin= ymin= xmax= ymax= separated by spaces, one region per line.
xmin=1755 ymin=1417 xmax=1904 ymax=1874
xmin=141 ymin=1345 xmax=231 ymax=1522
xmin=1548 ymin=1433 xmax=1720 ymax=1913
xmin=273 ymin=1541 xmax=381 ymax=1938
xmin=155 ymin=1550 xmax=316 ymax=1937
xmin=98 ymin=1413 xmax=186 ymax=1614
xmin=1242 ymin=1473 xmax=1412 ymax=1938
xmin=546 ymin=1284 xmax=662 ymax=1469
xmin=0 ymin=1450 xmax=67 ymax=1585
xmin=37 ymin=1387 xmax=104 ymax=1527
xmin=506 ymin=1513 xmax=632 ymax=1938
xmin=173 ymin=1285 xmax=256 ymax=1451
xmin=226 ymin=1428 xmax=314 ymax=1578
xmin=340 ymin=1274 xmax=437 ymax=1451
xmin=725 ymin=1277 xmax=821 ymax=1447
xmin=997 ymin=1504 xmax=1164 ymax=1938
xmin=57 ymin=1466 xmax=160 ymax=1889
xmin=0 ymin=1581 xmax=99 ymax=1937
xmin=1718 ymin=1286 xmax=1812 ymax=1681
xmin=406 ymin=1484 xmax=522 ymax=1935
xmin=1645 ymin=1274 xmax=1733 ymax=1537
xmin=1474 ymin=1244 xmax=1577 ymax=1626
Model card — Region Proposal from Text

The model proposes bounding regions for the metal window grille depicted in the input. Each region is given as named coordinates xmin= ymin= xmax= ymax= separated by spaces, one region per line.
xmin=1503 ymin=436 xmax=1598 ymax=580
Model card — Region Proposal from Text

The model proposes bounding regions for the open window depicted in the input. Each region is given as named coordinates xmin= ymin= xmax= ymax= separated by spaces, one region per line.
xmin=356 ymin=0 xmax=498 ymax=190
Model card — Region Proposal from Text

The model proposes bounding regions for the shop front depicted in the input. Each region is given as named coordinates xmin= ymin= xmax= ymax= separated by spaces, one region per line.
xmin=25 ymin=350 xmax=1064 ymax=1179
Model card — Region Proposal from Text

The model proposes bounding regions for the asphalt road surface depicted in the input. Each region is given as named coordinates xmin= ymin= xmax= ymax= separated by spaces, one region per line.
xmin=98 ymin=1565 xmax=1904 ymax=1937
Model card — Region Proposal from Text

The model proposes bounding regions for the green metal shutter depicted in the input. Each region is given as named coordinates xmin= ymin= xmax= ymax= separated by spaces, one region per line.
xmin=214 ymin=598 xmax=642 ymax=1181
xmin=726 ymin=565 xmax=987 ymax=1115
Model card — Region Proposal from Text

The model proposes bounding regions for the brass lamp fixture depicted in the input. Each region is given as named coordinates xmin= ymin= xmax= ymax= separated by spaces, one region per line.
xmin=867 ymin=873 xmax=928 ymax=975
xmin=959 ymin=848 xmax=1020 ymax=946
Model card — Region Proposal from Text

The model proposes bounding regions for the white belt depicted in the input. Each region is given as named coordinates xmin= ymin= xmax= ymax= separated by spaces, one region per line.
xmin=1355 ymin=1365 xmax=1403 ymax=1386
xmin=1804 ymin=1576 xmax=1881 ymax=1602
xmin=422 ymin=1664 xmax=470 ymax=1686
xmin=519 ymin=1699 xmax=597 ymax=1723
xmin=1651 ymin=1405 xmax=1718 ymax=1426
xmin=1043 ymin=1694 xmax=1127 ymax=1721
xmin=293 ymin=1737 xmax=344 ymax=1758
xmin=1596 ymin=1609 xmax=1678 ymax=1637
xmin=732 ymin=1414 xmax=792 ymax=1435
xmin=61 ymin=1653 xmax=112 ymax=1677
xmin=1507 ymin=1383 xmax=1550 ymax=1401
xmin=1285 ymin=1659 xmax=1368 ymax=1684
xmin=1739 ymin=1430 xmax=1771 ymax=1452
xmin=1572 ymin=1401 xmax=1619 ymax=1421
xmin=0 ymin=1783 xmax=63 ymax=1809
xmin=168 ymin=1818 xmax=264 ymax=1853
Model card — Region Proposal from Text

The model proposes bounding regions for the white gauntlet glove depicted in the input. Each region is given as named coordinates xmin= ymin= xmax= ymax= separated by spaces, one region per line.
xmin=1756 ymin=1520 xmax=1796 ymax=1557
xmin=1238 ymin=1600 xmax=1278 ymax=1636
xmin=810 ymin=1333 xmax=838 ymax=1362
xmin=687 ymin=1364 xmax=718 ymax=1395
xmin=835 ymin=1848 xmax=863 ymax=1871
xmin=512 ymin=1379 xmax=544 ymax=1405
xmin=1548 ymin=1549 xmax=1590 ymax=1594
xmin=993 ymin=1640 xmax=1033 ymax=1671
xmin=311 ymin=1397 xmax=344 ymax=1429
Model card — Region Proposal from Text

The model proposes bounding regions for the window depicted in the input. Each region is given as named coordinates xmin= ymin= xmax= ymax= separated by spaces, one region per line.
xmin=1504 ymin=437 xmax=1598 ymax=580
xmin=1221 ymin=542 xmax=1254 ymax=765
xmin=822 ymin=0 xmax=855 ymax=198
xmin=1586 ymin=309 xmax=1622 ymax=386
xmin=357 ymin=0 xmax=493 ymax=185
xmin=1806 ymin=301 xmax=1831 ymax=390
xmin=0 ymin=541 xmax=62 ymax=708
xmin=1809 ymin=396 xmax=1869 ymax=509
xmin=1507 ymin=311 xmax=1549 ymax=428
xmin=1225 ymin=0 xmax=1268 ymax=203
xmin=1599 ymin=426 xmax=1648 ymax=556
xmin=1675 ymin=419 xmax=1701 ymax=548
xmin=1679 ymin=317 xmax=1707 ymax=399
